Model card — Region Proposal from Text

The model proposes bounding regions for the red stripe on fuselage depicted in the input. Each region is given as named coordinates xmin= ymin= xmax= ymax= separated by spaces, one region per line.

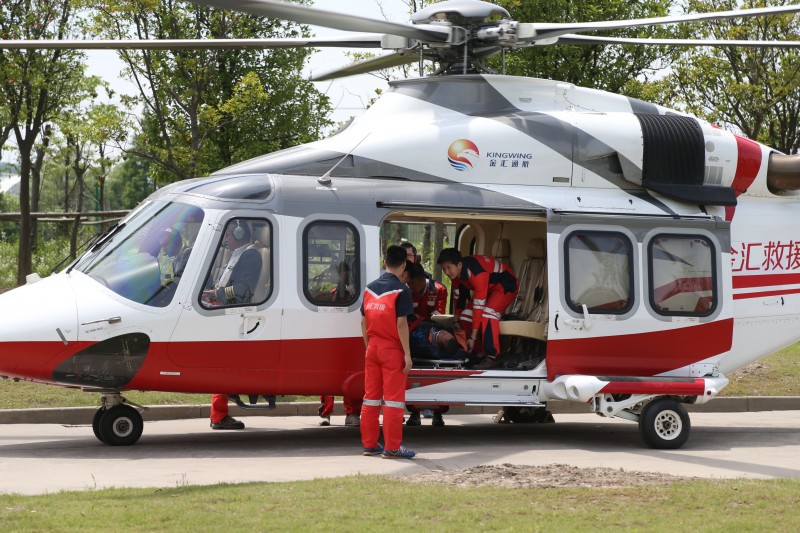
xmin=726 ymin=134 xmax=763 ymax=221
xmin=547 ymin=318 xmax=733 ymax=380
xmin=732 ymin=273 xmax=800 ymax=300
xmin=599 ymin=378 xmax=706 ymax=396
xmin=733 ymin=288 xmax=800 ymax=300
xmin=733 ymin=273 xmax=800 ymax=289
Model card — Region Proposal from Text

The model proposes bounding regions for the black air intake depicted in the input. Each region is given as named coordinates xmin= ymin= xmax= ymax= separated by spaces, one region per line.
xmin=635 ymin=114 xmax=736 ymax=206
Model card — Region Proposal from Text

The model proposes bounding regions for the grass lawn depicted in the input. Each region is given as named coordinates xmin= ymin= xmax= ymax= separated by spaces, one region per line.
xmin=2 ymin=476 xmax=800 ymax=532
xmin=722 ymin=342 xmax=800 ymax=396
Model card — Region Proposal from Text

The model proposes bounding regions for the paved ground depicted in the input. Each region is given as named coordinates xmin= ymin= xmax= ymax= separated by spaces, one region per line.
xmin=3 ymin=411 xmax=800 ymax=495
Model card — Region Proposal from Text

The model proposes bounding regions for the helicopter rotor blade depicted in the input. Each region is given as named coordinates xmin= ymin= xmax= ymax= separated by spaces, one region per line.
xmin=519 ymin=4 xmax=800 ymax=43
xmin=0 ymin=35 xmax=385 ymax=50
xmin=187 ymin=0 xmax=452 ymax=43
xmin=556 ymin=34 xmax=800 ymax=48
xmin=310 ymin=52 xmax=418 ymax=82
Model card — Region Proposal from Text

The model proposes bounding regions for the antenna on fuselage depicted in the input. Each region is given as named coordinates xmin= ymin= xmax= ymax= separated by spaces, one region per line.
xmin=317 ymin=133 xmax=371 ymax=186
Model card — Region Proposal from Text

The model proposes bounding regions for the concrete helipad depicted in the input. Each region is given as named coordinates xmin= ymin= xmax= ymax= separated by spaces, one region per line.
xmin=2 ymin=411 xmax=800 ymax=495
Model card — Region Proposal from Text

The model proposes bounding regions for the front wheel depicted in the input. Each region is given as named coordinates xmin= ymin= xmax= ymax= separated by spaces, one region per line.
xmin=92 ymin=407 xmax=106 ymax=443
xmin=639 ymin=397 xmax=690 ymax=449
xmin=98 ymin=405 xmax=143 ymax=446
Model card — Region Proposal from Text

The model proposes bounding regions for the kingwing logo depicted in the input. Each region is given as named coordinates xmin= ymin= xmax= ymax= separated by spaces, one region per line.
xmin=447 ymin=139 xmax=480 ymax=172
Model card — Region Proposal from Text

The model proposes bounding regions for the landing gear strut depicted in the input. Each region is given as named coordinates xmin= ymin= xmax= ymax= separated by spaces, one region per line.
xmin=92 ymin=392 xmax=145 ymax=446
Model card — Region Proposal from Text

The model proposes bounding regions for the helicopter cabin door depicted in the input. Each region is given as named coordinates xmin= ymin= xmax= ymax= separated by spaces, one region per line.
xmin=167 ymin=214 xmax=281 ymax=371
xmin=545 ymin=213 xmax=733 ymax=381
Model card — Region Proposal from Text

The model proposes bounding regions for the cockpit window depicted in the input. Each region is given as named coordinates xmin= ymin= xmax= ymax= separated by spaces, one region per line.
xmin=201 ymin=218 xmax=272 ymax=309
xmin=73 ymin=202 xmax=205 ymax=308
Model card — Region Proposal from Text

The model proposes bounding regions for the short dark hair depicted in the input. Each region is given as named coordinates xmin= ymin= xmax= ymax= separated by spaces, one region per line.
xmin=408 ymin=262 xmax=426 ymax=280
xmin=400 ymin=241 xmax=417 ymax=255
xmin=385 ymin=245 xmax=407 ymax=268
xmin=437 ymin=248 xmax=462 ymax=266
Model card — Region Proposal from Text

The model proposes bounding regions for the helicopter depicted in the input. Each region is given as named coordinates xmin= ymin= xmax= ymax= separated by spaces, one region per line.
xmin=3 ymin=0 xmax=800 ymax=449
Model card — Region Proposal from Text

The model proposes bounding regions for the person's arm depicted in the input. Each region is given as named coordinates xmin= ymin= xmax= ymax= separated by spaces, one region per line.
xmin=361 ymin=316 xmax=369 ymax=348
xmin=396 ymin=316 xmax=412 ymax=374
xmin=435 ymin=283 xmax=448 ymax=315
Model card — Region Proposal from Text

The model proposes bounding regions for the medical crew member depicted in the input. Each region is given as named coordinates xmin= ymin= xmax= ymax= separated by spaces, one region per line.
xmin=407 ymin=263 xmax=448 ymax=332
xmin=360 ymin=245 xmax=416 ymax=459
xmin=437 ymin=248 xmax=519 ymax=369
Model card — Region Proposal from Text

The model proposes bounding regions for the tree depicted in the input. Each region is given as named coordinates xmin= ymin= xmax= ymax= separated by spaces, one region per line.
xmin=89 ymin=0 xmax=332 ymax=184
xmin=0 ymin=0 xmax=89 ymax=285
xmin=653 ymin=0 xmax=800 ymax=154
xmin=105 ymin=151 xmax=155 ymax=210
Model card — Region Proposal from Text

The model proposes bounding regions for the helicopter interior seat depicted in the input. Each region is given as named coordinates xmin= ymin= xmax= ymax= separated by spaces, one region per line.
xmin=491 ymin=238 xmax=511 ymax=267
xmin=499 ymin=238 xmax=548 ymax=342
xmin=251 ymin=225 xmax=271 ymax=303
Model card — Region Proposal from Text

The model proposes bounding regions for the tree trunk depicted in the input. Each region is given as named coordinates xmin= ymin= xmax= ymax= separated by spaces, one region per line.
xmin=433 ymin=222 xmax=445 ymax=283
xmin=30 ymin=143 xmax=46 ymax=252
xmin=16 ymin=153 xmax=32 ymax=286
xmin=422 ymin=224 xmax=431 ymax=267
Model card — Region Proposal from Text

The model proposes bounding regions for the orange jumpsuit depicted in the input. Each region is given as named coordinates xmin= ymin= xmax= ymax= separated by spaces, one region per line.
xmin=360 ymin=272 xmax=414 ymax=452
xmin=452 ymin=255 xmax=519 ymax=357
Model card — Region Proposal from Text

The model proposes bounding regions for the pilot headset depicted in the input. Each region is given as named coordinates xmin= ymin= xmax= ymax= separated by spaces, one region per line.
xmin=232 ymin=220 xmax=246 ymax=240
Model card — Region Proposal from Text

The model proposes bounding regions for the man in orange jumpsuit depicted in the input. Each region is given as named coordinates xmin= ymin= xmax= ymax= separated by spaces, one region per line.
xmin=210 ymin=394 xmax=245 ymax=430
xmin=360 ymin=245 xmax=416 ymax=459
xmin=318 ymin=395 xmax=362 ymax=426
xmin=437 ymin=248 xmax=519 ymax=369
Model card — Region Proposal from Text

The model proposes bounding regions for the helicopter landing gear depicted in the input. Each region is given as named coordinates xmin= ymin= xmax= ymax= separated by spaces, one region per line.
xmin=92 ymin=393 xmax=145 ymax=446
xmin=493 ymin=405 xmax=554 ymax=424
xmin=638 ymin=397 xmax=690 ymax=450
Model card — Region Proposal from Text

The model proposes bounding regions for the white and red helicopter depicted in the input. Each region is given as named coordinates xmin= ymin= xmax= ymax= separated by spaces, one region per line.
xmin=3 ymin=0 xmax=800 ymax=449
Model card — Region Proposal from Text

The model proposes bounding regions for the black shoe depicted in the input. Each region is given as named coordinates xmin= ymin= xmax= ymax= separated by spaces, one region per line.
xmin=432 ymin=413 xmax=445 ymax=427
xmin=406 ymin=411 xmax=421 ymax=426
xmin=473 ymin=357 xmax=500 ymax=370
xmin=210 ymin=416 xmax=245 ymax=430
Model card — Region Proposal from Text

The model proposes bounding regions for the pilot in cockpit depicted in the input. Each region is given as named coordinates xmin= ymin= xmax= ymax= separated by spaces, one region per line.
xmin=202 ymin=220 xmax=262 ymax=307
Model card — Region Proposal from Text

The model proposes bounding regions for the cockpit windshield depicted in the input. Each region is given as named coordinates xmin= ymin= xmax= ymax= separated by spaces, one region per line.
xmin=72 ymin=202 xmax=205 ymax=307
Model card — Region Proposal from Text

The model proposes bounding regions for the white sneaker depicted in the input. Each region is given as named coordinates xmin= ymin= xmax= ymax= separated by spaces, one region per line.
xmin=345 ymin=414 xmax=360 ymax=427
xmin=319 ymin=417 xmax=331 ymax=426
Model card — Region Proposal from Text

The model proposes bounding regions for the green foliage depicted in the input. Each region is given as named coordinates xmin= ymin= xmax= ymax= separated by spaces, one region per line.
xmin=3 ymin=476 xmax=800 ymax=531
xmin=0 ymin=237 xmax=73 ymax=288
xmin=88 ymin=0 xmax=333 ymax=184
xmin=104 ymin=152 xmax=155 ymax=210
xmin=490 ymin=0 xmax=677 ymax=94
xmin=648 ymin=0 xmax=800 ymax=154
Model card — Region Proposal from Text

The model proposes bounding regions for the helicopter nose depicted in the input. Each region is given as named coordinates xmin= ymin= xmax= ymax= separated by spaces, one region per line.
xmin=0 ymin=274 xmax=78 ymax=381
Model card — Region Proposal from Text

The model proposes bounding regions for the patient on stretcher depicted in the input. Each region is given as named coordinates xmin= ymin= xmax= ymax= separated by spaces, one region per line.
xmin=409 ymin=320 xmax=469 ymax=361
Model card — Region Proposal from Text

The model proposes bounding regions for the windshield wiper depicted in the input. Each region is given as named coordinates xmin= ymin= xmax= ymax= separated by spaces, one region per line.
xmin=64 ymin=222 xmax=126 ymax=275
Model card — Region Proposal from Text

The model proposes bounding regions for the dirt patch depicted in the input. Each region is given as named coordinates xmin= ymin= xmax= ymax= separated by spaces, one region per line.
xmin=404 ymin=463 xmax=692 ymax=489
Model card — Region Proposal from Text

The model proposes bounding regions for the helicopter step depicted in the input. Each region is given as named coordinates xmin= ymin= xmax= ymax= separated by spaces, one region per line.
xmin=228 ymin=394 xmax=278 ymax=410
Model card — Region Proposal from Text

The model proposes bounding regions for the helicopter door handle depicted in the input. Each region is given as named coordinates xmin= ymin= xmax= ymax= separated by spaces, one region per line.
xmin=563 ymin=305 xmax=592 ymax=330
xmin=81 ymin=316 xmax=122 ymax=326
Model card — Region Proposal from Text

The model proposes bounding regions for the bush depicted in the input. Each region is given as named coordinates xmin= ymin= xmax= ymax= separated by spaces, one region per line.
xmin=0 ymin=237 xmax=73 ymax=291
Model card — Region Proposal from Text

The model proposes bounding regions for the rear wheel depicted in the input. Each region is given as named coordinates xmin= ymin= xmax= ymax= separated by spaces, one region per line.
xmin=92 ymin=407 xmax=106 ymax=443
xmin=98 ymin=405 xmax=143 ymax=446
xmin=639 ymin=397 xmax=690 ymax=449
